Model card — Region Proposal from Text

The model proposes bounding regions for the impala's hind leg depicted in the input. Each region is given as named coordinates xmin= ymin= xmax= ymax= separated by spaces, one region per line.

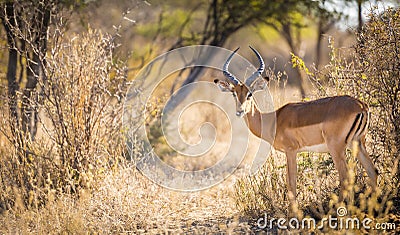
xmin=356 ymin=137 xmax=378 ymax=189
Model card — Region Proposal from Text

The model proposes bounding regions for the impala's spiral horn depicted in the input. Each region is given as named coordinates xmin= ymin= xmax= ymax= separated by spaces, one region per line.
xmin=245 ymin=46 xmax=265 ymax=88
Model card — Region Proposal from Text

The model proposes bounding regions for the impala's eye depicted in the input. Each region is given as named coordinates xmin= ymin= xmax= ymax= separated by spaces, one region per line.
xmin=247 ymin=92 xmax=252 ymax=100
xmin=232 ymin=93 xmax=237 ymax=97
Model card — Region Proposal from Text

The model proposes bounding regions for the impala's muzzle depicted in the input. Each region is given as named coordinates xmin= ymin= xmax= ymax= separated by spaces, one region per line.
xmin=235 ymin=99 xmax=247 ymax=117
xmin=236 ymin=110 xmax=245 ymax=117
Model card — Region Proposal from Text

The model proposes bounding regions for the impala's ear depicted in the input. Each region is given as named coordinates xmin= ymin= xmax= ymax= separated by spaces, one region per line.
xmin=214 ymin=79 xmax=234 ymax=92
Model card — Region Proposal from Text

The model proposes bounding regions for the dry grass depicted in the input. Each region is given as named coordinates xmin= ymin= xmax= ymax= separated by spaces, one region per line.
xmin=0 ymin=162 xmax=251 ymax=234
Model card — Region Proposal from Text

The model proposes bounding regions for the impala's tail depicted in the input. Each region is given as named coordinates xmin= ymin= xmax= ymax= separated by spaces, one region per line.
xmin=345 ymin=103 xmax=378 ymax=186
xmin=345 ymin=103 xmax=369 ymax=144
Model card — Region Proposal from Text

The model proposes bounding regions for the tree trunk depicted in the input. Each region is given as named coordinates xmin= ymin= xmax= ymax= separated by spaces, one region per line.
xmin=21 ymin=53 xmax=40 ymax=139
xmin=163 ymin=0 xmax=226 ymax=114
xmin=357 ymin=0 xmax=363 ymax=32
xmin=6 ymin=46 xmax=19 ymax=128
xmin=20 ymin=6 xmax=50 ymax=140
xmin=1 ymin=3 xmax=20 ymax=132
xmin=293 ymin=67 xmax=306 ymax=98
xmin=282 ymin=23 xmax=306 ymax=98
xmin=316 ymin=21 xmax=324 ymax=70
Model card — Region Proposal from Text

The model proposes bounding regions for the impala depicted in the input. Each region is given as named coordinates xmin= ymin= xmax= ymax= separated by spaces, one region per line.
xmin=214 ymin=46 xmax=378 ymax=201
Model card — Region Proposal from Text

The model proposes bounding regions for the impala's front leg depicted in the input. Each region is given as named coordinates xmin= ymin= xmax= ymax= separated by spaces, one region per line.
xmin=286 ymin=151 xmax=297 ymax=203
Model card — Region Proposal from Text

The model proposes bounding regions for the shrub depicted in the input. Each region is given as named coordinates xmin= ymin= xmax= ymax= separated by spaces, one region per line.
xmin=355 ymin=7 xmax=400 ymax=181
xmin=0 ymin=27 xmax=127 ymax=210
xmin=317 ymin=7 xmax=400 ymax=193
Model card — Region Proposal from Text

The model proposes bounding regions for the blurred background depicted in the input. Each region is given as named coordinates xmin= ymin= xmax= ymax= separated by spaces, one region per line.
xmin=64 ymin=0 xmax=397 ymax=96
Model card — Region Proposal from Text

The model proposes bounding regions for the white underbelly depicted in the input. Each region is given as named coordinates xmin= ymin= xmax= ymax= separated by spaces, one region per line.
xmin=299 ymin=143 xmax=329 ymax=153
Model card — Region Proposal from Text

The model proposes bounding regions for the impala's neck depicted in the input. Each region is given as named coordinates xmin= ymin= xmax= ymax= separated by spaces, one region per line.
xmin=244 ymin=101 xmax=276 ymax=145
